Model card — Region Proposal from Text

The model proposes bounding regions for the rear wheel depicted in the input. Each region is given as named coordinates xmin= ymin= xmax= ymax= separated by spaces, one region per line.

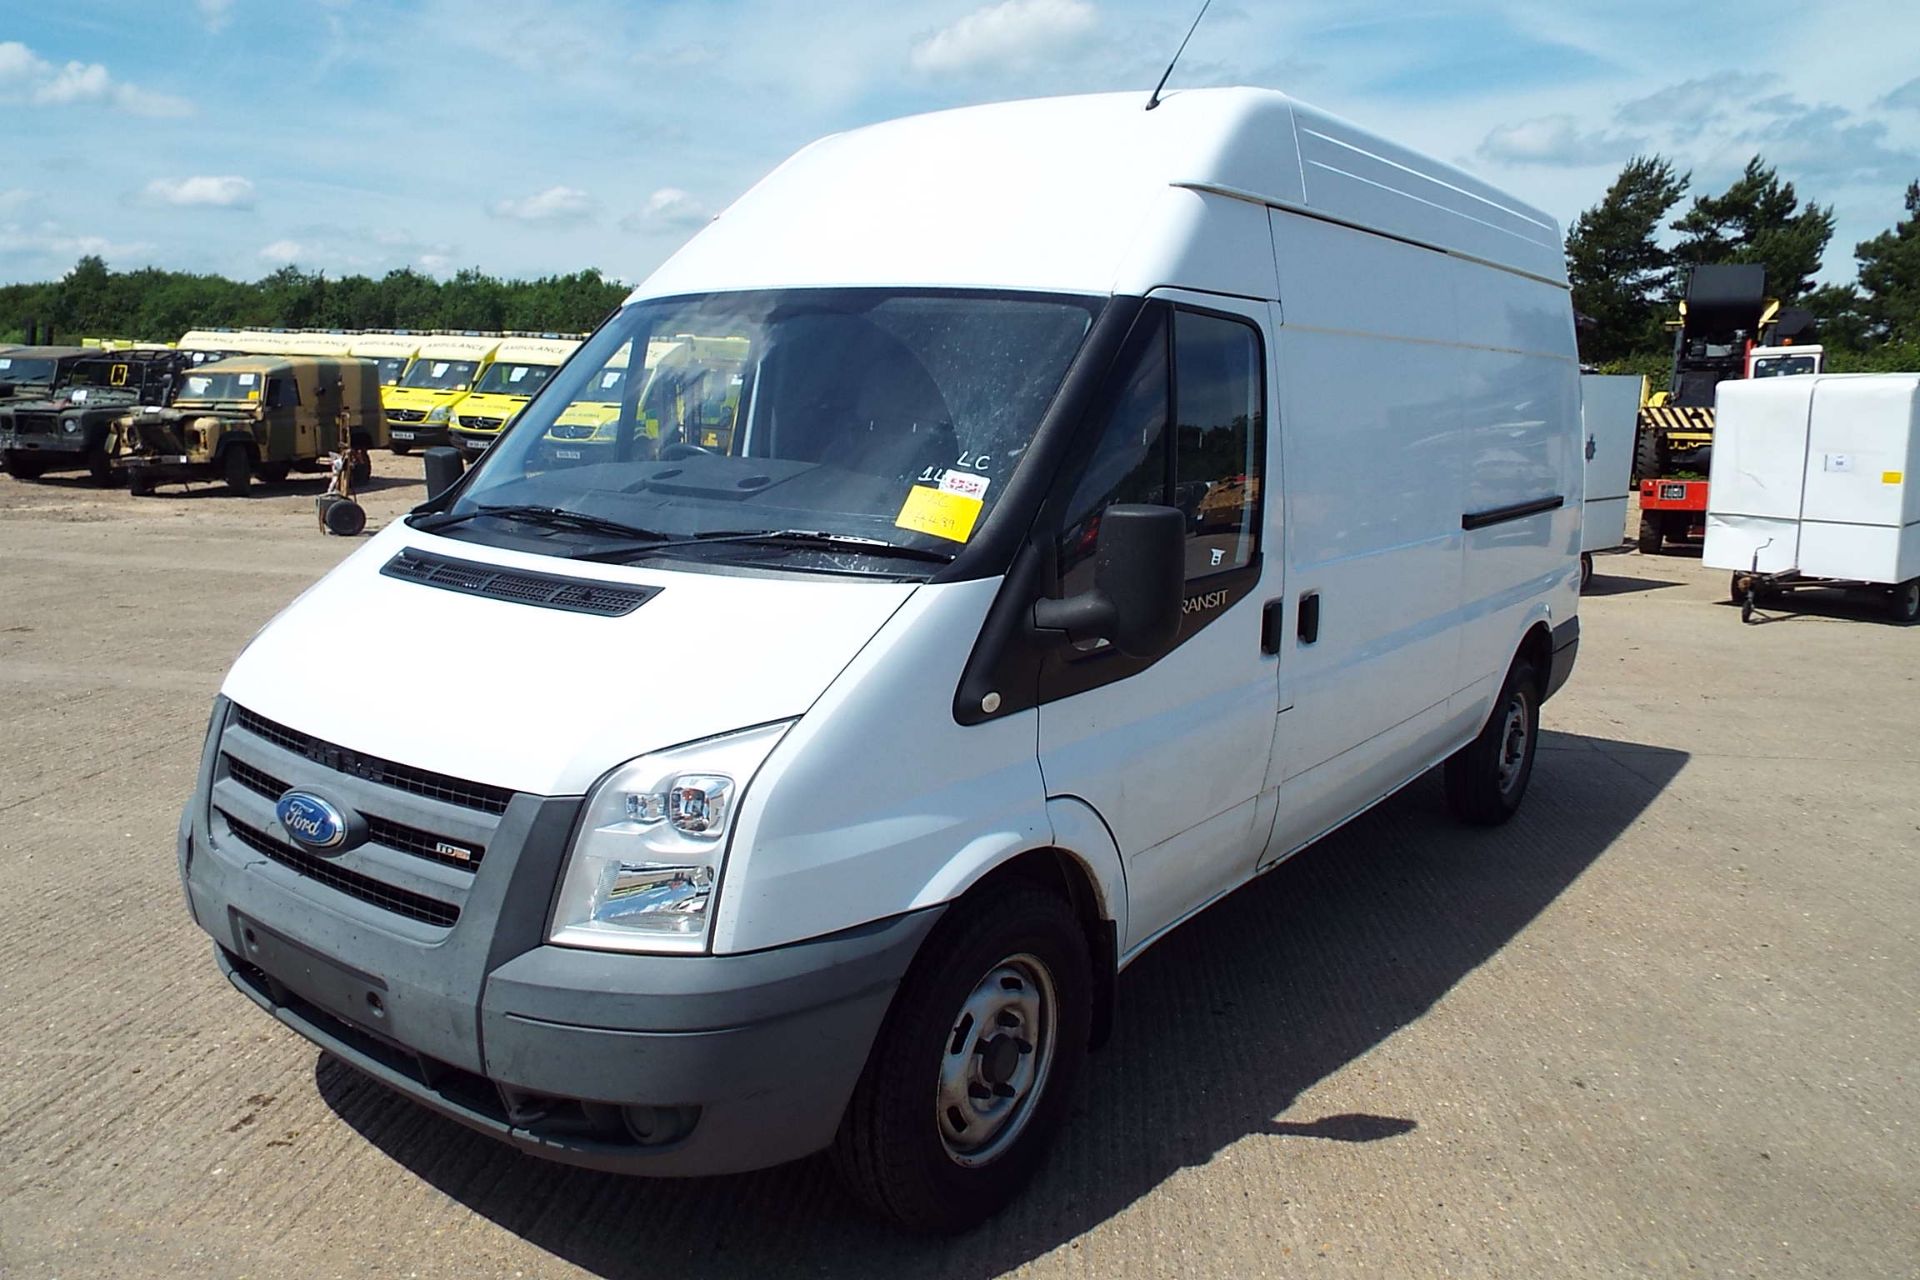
xmin=257 ymin=461 xmax=291 ymax=484
xmin=1444 ymin=656 xmax=1540 ymax=826
xmin=128 ymin=470 xmax=155 ymax=496
xmin=86 ymin=442 xmax=113 ymax=487
xmin=1632 ymin=425 xmax=1660 ymax=485
xmin=1888 ymin=579 xmax=1920 ymax=624
xmin=222 ymin=446 xmax=253 ymax=497
xmin=831 ymin=885 xmax=1091 ymax=1233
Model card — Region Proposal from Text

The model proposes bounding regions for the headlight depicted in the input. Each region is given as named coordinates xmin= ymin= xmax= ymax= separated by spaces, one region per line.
xmin=62 ymin=418 xmax=79 ymax=434
xmin=427 ymin=405 xmax=449 ymax=422
xmin=549 ymin=721 xmax=790 ymax=954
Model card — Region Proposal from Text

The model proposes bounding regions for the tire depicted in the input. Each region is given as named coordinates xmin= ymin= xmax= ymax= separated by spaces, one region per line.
xmin=831 ymin=885 xmax=1092 ymax=1234
xmin=222 ymin=446 xmax=252 ymax=497
xmin=1579 ymin=552 xmax=1593 ymax=592
xmin=1636 ymin=511 xmax=1664 ymax=555
xmin=1730 ymin=574 xmax=1746 ymax=605
xmin=323 ymin=497 xmax=367 ymax=536
xmin=1633 ymin=424 xmax=1660 ymax=485
xmin=86 ymin=442 xmax=113 ymax=487
xmin=128 ymin=471 xmax=155 ymax=496
xmin=349 ymin=457 xmax=371 ymax=488
xmin=1444 ymin=656 xmax=1541 ymax=826
xmin=5 ymin=451 xmax=46 ymax=480
xmin=390 ymin=443 xmax=413 ymax=456
xmin=1888 ymin=579 xmax=1920 ymax=624
xmin=257 ymin=461 xmax=291 ymax=484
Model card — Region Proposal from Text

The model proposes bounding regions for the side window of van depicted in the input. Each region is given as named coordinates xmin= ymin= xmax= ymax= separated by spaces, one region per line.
xmin=1059 ymin=305 xmax=1264 ymax=592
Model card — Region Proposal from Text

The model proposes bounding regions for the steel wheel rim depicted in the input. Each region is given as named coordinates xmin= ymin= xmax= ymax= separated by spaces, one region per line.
xmin=1496 ymin=690 xmax=1531 ymax=795
xmin=936 ymin=952 xmax=1058 ymax=1167
xmin=1901 ymin=584 xmax=1919 ymax=618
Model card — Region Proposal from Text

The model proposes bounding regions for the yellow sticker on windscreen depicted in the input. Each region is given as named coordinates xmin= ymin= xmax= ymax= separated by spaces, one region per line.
xmin=1884 ymin=471 xmax=1904 ymax=485
xmin=895 ymin=485 xmax=983 ymax=543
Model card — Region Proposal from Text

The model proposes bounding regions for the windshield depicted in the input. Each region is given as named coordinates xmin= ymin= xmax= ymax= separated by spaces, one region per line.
xmin=180 ymin=370 xmax=263 ymax=401
xmin=1752 ymin=355 xmax=1818 ymax=378
xmin=472 ymin=361 xmax=559 ymax=398
xmin=401 ymin=358 xmax=479 ymax=391
xmin=371 ymin=356 xmax=411 ymax=385
xmin=439 ymin=289 xmax=1099 ymax=569
xmin=0 ymin=356 xmax=59 ymax=384
xmin=66 ymin=359 xmax=168 ymax=397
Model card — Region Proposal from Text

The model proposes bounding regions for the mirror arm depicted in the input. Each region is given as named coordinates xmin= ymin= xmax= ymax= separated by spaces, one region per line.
xmin=1032 ymin=591 xmax=1117 ymax=646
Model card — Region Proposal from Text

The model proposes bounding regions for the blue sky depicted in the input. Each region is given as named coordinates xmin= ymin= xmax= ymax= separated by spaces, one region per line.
xmin=4 ymin=0 xmax=1918 ymax=290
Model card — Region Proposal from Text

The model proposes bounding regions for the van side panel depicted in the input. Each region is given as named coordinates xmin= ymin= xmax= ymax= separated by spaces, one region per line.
xmin=1264 ymin=211 xmax=1466 ymax=807
xmin=1450 ymin=261 xmax=1582 ymax=704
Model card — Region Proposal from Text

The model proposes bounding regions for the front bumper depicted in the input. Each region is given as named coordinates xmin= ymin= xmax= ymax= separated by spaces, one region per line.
xmin=2 ymin=434 xmax=86 ymax=459
xmin=449 ymin=429 xmax=499 ymax=457
xmin=180 ymin=699 xmax=938 ymax=1175
xmin=388 ymin=423 xmax=450 ymax=447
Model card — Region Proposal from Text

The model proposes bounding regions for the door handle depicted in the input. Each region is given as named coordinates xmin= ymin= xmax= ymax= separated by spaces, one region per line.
xmin=1297 ymin=592 xmax=1321 ymax=645
xmin=1261 ymin=598 xmax=1285 ymax=654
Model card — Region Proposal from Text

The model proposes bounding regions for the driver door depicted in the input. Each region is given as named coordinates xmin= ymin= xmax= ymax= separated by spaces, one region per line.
xmin=1036 ymin=294 xmax=1284 ymax=954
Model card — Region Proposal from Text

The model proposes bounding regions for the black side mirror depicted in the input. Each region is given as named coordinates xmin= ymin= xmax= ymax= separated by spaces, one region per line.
xmin=1033 ymin=504 xmax=1185 ymax=658
xmin=0 ymin=382 xmax=15 ymax=398
xmin=423 ymin=446 xmax=465 ymax=501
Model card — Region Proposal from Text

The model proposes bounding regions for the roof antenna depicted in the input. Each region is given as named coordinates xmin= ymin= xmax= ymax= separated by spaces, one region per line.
xmin=1146 ymin=0 xmax=1213 ymax=111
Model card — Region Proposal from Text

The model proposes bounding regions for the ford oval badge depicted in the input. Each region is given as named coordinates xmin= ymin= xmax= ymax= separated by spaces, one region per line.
xmin=277 ymin=791 xmax=347 ymax=849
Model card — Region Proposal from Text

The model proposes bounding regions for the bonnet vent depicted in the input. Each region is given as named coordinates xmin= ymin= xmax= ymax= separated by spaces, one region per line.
xmin=381 ymin=548 xmax=659 ymax=617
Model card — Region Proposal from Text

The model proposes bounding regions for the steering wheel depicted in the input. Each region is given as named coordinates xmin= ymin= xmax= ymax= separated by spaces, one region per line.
xmin=658 ymin=441 xmax=713 ymax=460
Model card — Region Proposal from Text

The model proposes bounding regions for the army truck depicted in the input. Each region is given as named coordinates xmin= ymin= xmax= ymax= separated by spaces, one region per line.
xmin=0 ymin=349 xmax=195 ymax=483
xmin=114 ymin=355 xmax=386 ymax=496
xmin=0 ymin=346 xmax=90 ymax=402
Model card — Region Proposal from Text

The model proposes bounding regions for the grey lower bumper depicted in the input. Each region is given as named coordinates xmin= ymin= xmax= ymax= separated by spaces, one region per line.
xmin=1544 ymin=615 xmax=1579 ymax=702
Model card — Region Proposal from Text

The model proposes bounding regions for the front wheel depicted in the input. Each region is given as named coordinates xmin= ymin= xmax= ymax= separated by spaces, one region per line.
xmin=1636 ymin=511 xmax=1664 ymax=555
xmin=1579 ymin=552 xmax=1593 ymax=591
xmin=1444 ymin=657 xmax=1540 ymax=826
xmin=222 ymin=446 xmax=253 ymax=497
xmin=257 ymin=461 xmax=291 ymax=484
xmin=5 ymin=451 xmax=46 ymax=480
xmin=390 ymin=443 xmax=413 ymax=456
xmin=87 ymin=442 xmax=113 ymax=486
xmin=831 ymin=885 xmax=1091 ymax=1233
xmin=1888 ymin=579 xmax=1920 ymax=624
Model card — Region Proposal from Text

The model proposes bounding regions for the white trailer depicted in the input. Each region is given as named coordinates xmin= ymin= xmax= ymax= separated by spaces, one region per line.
xmin=1703 ymin=374 xmax=1920 ymax=622
xmin=1578 ymin=374 xmax=1641 ymax=588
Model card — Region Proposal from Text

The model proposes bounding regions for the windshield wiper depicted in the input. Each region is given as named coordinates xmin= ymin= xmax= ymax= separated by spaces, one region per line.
xmin=576 ymin=527 xmax=953 ymax=565
xmin=414 ymin=503 xmax=673 ymax=542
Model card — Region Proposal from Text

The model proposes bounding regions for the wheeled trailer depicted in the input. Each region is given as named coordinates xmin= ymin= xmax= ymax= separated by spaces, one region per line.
xmin=1704 ymin=373 xmax=1920 ymax=625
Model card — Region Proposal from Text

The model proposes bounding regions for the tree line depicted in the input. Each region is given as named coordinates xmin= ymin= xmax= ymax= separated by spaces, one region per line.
xmin=0 ymin=258 xmax=631 ymax=345
xmin=4 ymin=159 xmax=1918 ymax=378
xmin=1568 ymin=156 xmax=1920 ymax=377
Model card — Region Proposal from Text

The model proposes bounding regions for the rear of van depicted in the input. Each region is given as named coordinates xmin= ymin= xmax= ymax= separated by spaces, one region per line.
xmin=177 ymin=89 xmax=1578 ymax=1233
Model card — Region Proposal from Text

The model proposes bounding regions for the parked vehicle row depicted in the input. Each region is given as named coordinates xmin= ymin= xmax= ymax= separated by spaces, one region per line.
xmin=0 ymin=325 xmax=582 ymax=493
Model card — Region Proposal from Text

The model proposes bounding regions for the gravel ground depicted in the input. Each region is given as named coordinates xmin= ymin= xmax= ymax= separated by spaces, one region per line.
xmin=0 ymin=461 xmax=1914 ymax=1278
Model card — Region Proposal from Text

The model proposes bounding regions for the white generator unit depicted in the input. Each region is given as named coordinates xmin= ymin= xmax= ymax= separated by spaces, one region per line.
xmin=1579 ymin=373 xmax=1641 ymax=587
xmin=1704 ymin=374 xmax=1920 ymax=622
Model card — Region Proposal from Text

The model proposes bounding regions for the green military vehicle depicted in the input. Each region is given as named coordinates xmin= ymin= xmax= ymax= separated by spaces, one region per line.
xmin=114 ymin=355 xmax=387 ymax=497
xmin=1 ymin=349 xmax=195 ymax=483
xmin=0 ymin=346 xmax=90 ymax=403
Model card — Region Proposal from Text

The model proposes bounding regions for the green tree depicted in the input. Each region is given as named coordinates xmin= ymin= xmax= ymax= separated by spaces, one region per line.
xmin=1855 ymin=179 xmax=1920 ymax=346
xmin=1672 ymin=157 xmax=1835 ymax=301
xmin=1565 ymin=155 xmax=1690 ymax=363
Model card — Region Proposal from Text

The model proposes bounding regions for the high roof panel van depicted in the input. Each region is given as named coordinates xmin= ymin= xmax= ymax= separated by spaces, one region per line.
xmin=178 ymin=89 xmax=1581 ymax=1231
xmin=382 ymin=334 xmax=501 ymax=453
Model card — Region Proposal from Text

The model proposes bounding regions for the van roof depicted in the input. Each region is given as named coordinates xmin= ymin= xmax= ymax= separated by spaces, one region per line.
xmin=414 ymin=335 xmax=502 ymax=360
xmin=349 ymin=334 xmax=422 ymax=358
xmin=632 ymin=88 xmax=1566 ymax=302
xmin=490 ymin=336 xmax=580 ymax=364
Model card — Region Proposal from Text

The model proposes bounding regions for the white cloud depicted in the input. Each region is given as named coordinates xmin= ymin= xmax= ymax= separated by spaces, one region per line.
xmin=0 ymin=220 xmax=153 ymax=264
xmin=1878 ymin=76 xmax=1920 ymax=112
xmin=622 ymin=187 xmax=712 ymax=232
xmin=257 ymin=239 xmax=304 ymax=263
xmin=1479 ymin=115 xmax=1644 ymax=168
xmin=909 ymin=0 xmax=1097 ymax=76
xmin=489 ymin=185 xmax=597 ymax=224
xmin=1616 ymin=73 xmax=1773 ymax=129
xmin=198 ymin=0 xmax=239 ymax=32
xmin=0 ymin=41 xmax=191 ymax=117
xmin=143 ymin=175 xmax=256 ymax=209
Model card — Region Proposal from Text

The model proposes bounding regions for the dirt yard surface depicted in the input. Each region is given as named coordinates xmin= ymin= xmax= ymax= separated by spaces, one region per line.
xmin=1 ymin=461 xmax=1914 ymax=1278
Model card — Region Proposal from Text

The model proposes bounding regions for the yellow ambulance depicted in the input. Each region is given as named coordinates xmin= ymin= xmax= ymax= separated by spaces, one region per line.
xmin=382 ymin=333 xmax=499 ymax=454
xmin=447 ymin=333 xmax=580 ymax=461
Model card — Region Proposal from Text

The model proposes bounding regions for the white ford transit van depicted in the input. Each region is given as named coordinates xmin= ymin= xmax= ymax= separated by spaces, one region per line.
xmin=179 ymin=89 xmax=1581 ymax=1231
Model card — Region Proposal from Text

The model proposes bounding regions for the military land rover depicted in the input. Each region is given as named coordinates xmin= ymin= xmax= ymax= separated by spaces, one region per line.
xmin=0 ymin=346 xmax=90 ymax=403
xmin=1 ymin=349 xmax=194 ymax=483
xmin=115 ymin=355 xmax=386 ymax=496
